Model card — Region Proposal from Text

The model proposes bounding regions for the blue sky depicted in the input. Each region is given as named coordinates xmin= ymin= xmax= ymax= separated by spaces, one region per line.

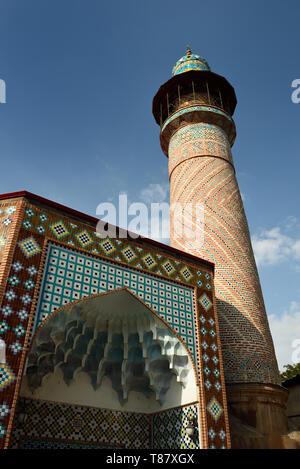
xmin=0 ymin=0 xmax=299 ymax=370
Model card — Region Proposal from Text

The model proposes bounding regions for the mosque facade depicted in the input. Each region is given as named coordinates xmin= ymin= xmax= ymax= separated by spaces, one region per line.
xmin=0 ymin=51 xmax=291 ymax=449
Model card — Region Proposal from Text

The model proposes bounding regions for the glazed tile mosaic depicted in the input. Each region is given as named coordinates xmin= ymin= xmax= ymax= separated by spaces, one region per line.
xmin=9 ymin=398 xmax=150 ymax=449
xmin=168 ymin=123 xmax=233 ymax=176
xmin=161 ymin=105 xmax=233 ymax=134
xmin=0 ymin=203 xmax=17 ymax=267
xmin=10 ymin=398 xmax=203 ymax=450
xmin=152 ymin=404 xmax=200 ymax=449
xmin=159 ymin=105 xmax=236 ymax=157
xmin=18 ymin=438 xmax=122 ymax=449
xmin=20 ymin=205 xmax=212 ymax=286
xmin=35 ymin=243 xmax=196 ymax=358
xmin=172 ymin=52 xmax=210 ymax=76
xmin=0 ymin=197 xmax=229 ymax=450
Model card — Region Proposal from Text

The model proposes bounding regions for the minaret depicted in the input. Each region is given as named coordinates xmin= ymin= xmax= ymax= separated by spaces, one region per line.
xmin=153 ymin=49 xmax=288 ymax=445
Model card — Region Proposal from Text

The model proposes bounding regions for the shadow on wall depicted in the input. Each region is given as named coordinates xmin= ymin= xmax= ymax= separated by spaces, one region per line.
xmin=216 ymin=298 xmax=280 ymax=385
xmin=216 ymin=302 xmax=293 ymax=448
xmin=20 ymin=290 xmax=199 ymax=414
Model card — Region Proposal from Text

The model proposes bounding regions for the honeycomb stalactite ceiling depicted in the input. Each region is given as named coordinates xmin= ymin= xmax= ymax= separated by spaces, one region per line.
xmin=26 ymin=290 xmax=192 ymax=405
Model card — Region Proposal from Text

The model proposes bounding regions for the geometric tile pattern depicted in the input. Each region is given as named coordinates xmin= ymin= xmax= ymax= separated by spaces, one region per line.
xmin=9 ymin=398 xmax=150 ymax=449
xmin=0 ymin=201 xmax=21 ymax=444
xmin=0 ymin=235 xmax=6 ymax=248
xmin=172 ymin=52 xmax=210 ymax=76
xmin=0 ymin=223 xmax=45 ymax=447
xmin=179 ymin=265 xmax=194 ymax=282
xmin=18 ymin=438 xmax=122 ymax=449
xmin=198 ymin=293 xmax=213 ymax=312
xmin=0 ymin=204 xmax=17 ymax=267
xmin=222 ymin=349 xmax=271 ymax=382
xmin=36 ymin=243 xmax=196 ymax=358
xmin=0 ymin=363 xmax=16 ymax=391
xmin=9 ymin=399 xmax=203 ymax=450
xmin=49 ymin=221 xmax=70 ymax=240
xmin=206 ymin=396 xmax=224 ymax=423
xmin=168 ymin=123 xmax=233 ymax=177
xmin=98 ymin=238 xmax=116 ymax=256
xmin=75 ymin=230 xmax=94 ymax=248
xmin=161 ymin=105 xmax=234 ymax=135
xmin=141 ymin=252 xmax=157 ymax=270
xmin=18 ymin=236 xmax=42 ymax=259
xmin=152 ymin=404 xmax=200 ymax=449
xmin=120 ymin=245 xmax=138 ymax=264
xmin=161 ymin=258 xmax=176 ymax=277
xmin=20 ymin=205 xmax=212 ymax=292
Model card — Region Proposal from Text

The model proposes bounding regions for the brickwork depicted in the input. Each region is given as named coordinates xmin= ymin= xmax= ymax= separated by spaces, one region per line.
xmin=166 ymin=120 xmax=280 ymax=385
xmin=152 ymin=51 xmax=280 ymax=391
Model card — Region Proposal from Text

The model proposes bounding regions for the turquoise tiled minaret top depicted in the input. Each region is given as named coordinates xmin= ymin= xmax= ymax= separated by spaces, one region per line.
xmin=172 ymin=47 xmax=210 ymax=76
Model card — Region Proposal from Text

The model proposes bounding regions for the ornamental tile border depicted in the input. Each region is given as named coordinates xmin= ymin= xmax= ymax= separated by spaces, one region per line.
xmin=161 ymin=104 xmax=233 ymax=133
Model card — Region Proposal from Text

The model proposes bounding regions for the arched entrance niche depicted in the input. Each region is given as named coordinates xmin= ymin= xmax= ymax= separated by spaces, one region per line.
xmin=17 ymin=289 xmax=201 ymax=449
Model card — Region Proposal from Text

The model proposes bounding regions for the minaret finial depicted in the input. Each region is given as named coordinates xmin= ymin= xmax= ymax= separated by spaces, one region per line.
xmin=186 ymin=45 xmax=192 ymax=57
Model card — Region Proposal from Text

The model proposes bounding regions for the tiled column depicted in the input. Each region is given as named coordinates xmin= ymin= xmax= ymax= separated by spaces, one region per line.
xmin=168 ymin=121 xmax=280 ymax=386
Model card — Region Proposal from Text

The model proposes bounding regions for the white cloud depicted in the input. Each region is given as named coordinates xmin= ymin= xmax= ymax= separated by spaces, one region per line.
xmin=293 ymin=239 xmax=300 ymax=258
xmin=269 ymin=302 xmax=300 ymax=371
xmin=139 ymin=183 xmax=169 ymax=204
xmin=137 ymin=183 xmax=170 ymax=243
xmin=250 ymin=218 xmax=300 ymax=371
xmin=285 ymin=216 xmax=299 ymax=231
xmin=101 ymin=182 xmax=170 ymax=243
xmin=252 ymin=221 xmax=300 ymax=266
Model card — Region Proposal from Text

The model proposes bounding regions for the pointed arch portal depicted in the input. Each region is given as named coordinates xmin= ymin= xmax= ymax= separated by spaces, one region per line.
xmin=21 ymin=289 xmax=199 ymax=416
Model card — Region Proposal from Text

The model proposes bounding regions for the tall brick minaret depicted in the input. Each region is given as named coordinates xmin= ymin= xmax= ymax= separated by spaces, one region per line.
xmin=152 ymin=48 xmax=288 ymax=446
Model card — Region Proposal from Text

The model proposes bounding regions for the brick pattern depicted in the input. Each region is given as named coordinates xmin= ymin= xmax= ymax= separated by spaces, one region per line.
xmin=160 ymin=105 xmax=236 ymax=157
xmin=169 ymin=123 xmax=233 ymax=176
xmin=167 ymin=122 xmax=280 ymax=386
xmin=0 ymin=226 xmax=44 ymax=445
xmin=0 ymin=202 xmax=21 ymax=282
